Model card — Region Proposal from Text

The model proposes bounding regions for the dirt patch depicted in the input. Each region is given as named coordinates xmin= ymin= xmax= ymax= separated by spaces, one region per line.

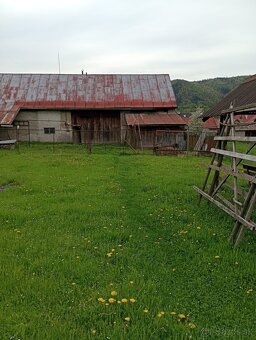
xmin=0 ymin=181 xmax=16 ymax=192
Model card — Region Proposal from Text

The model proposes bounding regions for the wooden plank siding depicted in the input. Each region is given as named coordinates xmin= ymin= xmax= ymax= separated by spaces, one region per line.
xmin=71 ymin=111 xmax=121 ymax=144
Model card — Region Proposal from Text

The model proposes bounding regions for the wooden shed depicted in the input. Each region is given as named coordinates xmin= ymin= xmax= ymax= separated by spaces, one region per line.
xmin=0 ymin=73 xmax=177 ymax=144
xmin=125 ymin=112 xmax=187 ymax=148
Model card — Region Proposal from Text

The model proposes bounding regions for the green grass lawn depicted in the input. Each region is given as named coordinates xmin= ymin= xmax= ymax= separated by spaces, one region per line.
xmin=0 ymin=144 xmax=255 ymax=339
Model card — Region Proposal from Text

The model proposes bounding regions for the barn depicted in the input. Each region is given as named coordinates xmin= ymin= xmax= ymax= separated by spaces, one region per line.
xmin=0 ymin=73 xmax=178 ymax=144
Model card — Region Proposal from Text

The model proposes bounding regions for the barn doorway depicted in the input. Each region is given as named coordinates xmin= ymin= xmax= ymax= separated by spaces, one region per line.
xmin=72 ymin=125 xmax=82 ymax=144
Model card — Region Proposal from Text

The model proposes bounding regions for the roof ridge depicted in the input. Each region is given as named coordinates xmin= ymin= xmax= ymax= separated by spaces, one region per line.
xmin=0 ymin=72 xmax=170 ymax=76
xmin=243 ymin=74 xmax=256 ymax=84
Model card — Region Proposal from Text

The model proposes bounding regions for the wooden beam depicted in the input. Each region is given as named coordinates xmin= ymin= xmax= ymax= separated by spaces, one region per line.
xmin=230 ymin=183 xmax=256 ymax=245
xmin=206 ymin=115 xmax=232 ymax=203
xmin=223 ymin=181 xmax=247 ymax=198
xmin=214 ymin=136 xmax=256 ymax=142
xmin=193 ymin=186 xmax=256 ymax=231
xmin=211 ymin=148 xmax=256 ymax=162
xmin=234 ymin=190 xmax=256 ymax=247
xmin=208 ymin=164 xmax=256 ymax=184
xmin=221 ymin=103 xmax=256 ymax=114
xmin=210 ymin=143 xmax=256 ymax=198
xmin=0 ymin=139 xmax=17 ymax=145
xmin=215 ymin=192 xmax=236 ymax=211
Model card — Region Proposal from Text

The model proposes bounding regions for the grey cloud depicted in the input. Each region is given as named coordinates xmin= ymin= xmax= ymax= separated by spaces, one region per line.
xmin=0 ymin=0 xmax=255 ymax=79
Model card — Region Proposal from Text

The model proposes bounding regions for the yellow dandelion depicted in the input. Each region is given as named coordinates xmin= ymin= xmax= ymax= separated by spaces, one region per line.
xmin=130 ymin=298 xmax=136 ymax=303
xmin=111 ymin=290 xmax=117 ymax=296
xmin=108 ymin=298 xmax=116 ymax=303
xmin=247 ymin=289 xmax=253 ymax=293
xmin=98 ymin=298 xmax=105 ymax=303
xmin=178 ymin=314 xmax=186 ymax=319
xmin=106 ymin=252 xmax=112 ymax=257
xmin=143 ymin=308 xmax=149 ymax=313
xmin=160 ymin=311 xmax=165 ymax=315
xmin=188 ymin=322 xmax=196 ymax=329
xmin=117 ymin=300 xmax=121 ymax=304
xmin=124 ymin=317 xmax=130 ymax=322
xmin=129 ymin=281 xmax=134 ymax=284
xmin=170 ymin=311 xmax=177 ymax=315
xmin=111 ymin=248 xmax=115 ymax=252
xmin=157 ymin=313 xmax=163 ymax=317
xmin=172 ymin=268 xmax=176 ymax=272
xmin=91 ymin=329 xmax=96 ymax=335
xmin=214 ymin=256 xmax=220 ymax=259
xmin=121 ymin=298 xmax=128 ymax=303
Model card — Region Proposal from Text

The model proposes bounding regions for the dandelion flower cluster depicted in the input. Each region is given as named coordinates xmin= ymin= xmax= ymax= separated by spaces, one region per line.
xmin=157 ymin=311 xmax=165 ymax=317
xmin=97 ymin=292 xmax=136 ymax=306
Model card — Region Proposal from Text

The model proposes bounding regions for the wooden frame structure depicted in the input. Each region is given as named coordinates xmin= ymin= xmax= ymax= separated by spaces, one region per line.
xmin=194 ymin=104 xmax=256 ymax=246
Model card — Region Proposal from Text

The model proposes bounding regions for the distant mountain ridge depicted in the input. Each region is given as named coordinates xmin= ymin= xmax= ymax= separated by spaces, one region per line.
xmin=172 ymin=75 xmax=248 ymax=113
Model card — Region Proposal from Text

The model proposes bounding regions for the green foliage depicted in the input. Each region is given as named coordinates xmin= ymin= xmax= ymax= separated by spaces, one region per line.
xmin=0 ymin=144 xmax=255 ymax=338
xmin=188 ymin=107 xmax=203 ymax=133
xmin=173 ymin=76 xmax=248 ymax=113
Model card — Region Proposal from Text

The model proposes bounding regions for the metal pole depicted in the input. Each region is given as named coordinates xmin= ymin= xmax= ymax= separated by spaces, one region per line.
xmin=28 ymin=121 xmax=31 ymax=146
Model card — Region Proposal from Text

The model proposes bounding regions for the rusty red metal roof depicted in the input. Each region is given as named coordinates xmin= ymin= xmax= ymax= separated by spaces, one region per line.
xmin=179 ymin=116 xmax=219 ymax=129
xmin=0 ymin=73 xmax=177 ymax=125
xmin=203 ymin=117 xmax=219 ymax=129
xmin=125 ymin=113 xmax=186 ymax=126
xmin=234 ymin=114 xmax=256 ymax=123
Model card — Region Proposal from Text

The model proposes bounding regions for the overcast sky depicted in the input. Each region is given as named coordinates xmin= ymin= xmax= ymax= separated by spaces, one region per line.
xmin=0 ymin=0 xmax=255 ymax=80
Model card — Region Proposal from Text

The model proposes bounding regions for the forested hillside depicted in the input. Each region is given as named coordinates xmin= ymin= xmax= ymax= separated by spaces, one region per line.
xmin=172 ymin=76 xmax=248 ymax=112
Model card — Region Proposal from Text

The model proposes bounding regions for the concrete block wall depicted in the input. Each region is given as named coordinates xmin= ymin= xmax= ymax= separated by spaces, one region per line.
xmin=0 ymin=110 xmax=73 ymax=143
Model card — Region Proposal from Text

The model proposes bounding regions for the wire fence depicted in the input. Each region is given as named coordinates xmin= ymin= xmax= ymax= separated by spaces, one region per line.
xmin=0 ymin=125 xmax=216 ymax=155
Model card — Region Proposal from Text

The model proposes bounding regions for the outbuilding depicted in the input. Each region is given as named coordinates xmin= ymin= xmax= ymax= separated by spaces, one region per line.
xmin=0 ymin=73 xmax=177 ymax=144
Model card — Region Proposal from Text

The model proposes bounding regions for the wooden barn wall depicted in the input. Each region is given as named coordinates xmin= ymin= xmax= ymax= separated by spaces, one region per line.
xmin=72 ymin=111 xmax=121 ymax=144
xmin=128 ymin=126 xmax=186 ymax=148
xmin=188 ymin=133 xmax=215 ymax=151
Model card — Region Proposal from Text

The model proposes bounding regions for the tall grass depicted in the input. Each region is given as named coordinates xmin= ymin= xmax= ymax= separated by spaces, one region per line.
xmin=0 ymin=144 xmax=255 ymax=339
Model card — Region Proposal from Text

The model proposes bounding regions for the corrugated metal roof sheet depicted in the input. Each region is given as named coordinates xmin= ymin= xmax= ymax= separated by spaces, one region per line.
xmin=125 ymin=113 xmax=186 ymax=126
xmin=0 ymin=73 xmax=177 ymax=125
xmin=202 ymin=75 xmax=256 ymax=120
xmin=181 ymin=116 xmax=219 ymax=129
xmin=234 ymin=114 xmax=256 ymax=123
xmin=203 ymin=117 xmax=219 ymax=129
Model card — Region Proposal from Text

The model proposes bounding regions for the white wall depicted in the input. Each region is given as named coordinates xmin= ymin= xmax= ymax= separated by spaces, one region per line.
xmin=1 ymin=110 xmax=73 ymax=143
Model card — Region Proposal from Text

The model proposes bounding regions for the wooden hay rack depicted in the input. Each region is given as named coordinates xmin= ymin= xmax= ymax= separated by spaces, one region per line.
xmin=194 ymin=104 xmax=256 ymax=246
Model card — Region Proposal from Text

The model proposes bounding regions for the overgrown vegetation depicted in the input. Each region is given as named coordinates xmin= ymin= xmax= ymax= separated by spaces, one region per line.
xmin=0 ymin=144 xmax=255 ymax=339
xmin=173 ymin=75 xmax=248 ymax=112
